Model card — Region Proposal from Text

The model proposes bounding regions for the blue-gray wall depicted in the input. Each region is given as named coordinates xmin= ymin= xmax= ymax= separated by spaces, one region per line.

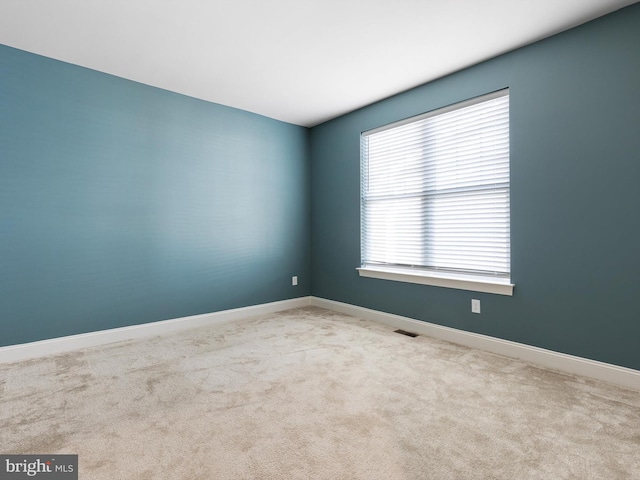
xmin=310 ymin=5 xmax=640 ymax=370
xmin=0 ymin=45 xmax=310 ymax=347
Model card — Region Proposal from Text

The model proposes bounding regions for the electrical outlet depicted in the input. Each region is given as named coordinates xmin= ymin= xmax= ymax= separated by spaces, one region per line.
xmin=292 ymin=276 xmax=298 ymax=286
xmin=471 ymin=299 xmax=481 ymax=314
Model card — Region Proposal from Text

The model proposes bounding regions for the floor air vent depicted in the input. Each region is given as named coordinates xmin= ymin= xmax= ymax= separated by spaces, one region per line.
xmin=394 ymin=329 xmax=419 ymax=338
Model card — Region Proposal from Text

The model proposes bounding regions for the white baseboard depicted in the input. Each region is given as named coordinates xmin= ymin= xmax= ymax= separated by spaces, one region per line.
xmin=3 ymin=295 xmax=638 ymax=391
xmin=0 ymin=297 xmax=312 ymax=364
xmin=310 ymin=297 xmax=640 ymax=391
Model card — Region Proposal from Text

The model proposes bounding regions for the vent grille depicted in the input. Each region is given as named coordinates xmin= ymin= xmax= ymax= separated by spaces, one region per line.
xmin=394 ymin=329 xmax=419 ymax=338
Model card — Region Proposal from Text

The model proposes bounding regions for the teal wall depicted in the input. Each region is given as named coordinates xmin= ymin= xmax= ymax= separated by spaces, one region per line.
xmin=310 ymin=5 xmax=640 ymax=370
xmin=0 ymin=45 xmax=310 ymax=347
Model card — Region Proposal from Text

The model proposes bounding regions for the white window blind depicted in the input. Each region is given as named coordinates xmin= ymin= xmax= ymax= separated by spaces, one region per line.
xmin=360 ymin=89 xmax=510 ymax=279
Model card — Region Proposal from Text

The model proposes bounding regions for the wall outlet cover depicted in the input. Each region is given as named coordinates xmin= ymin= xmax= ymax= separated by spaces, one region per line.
xmin=472 ymin=299 xmax=481 ymax=314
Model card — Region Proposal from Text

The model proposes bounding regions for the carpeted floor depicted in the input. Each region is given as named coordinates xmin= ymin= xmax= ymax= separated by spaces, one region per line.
xmin=1 ymin=307 xmax=639 ymax=479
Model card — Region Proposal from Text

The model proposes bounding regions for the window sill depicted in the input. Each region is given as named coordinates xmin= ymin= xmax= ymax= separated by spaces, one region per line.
xmin=357 ymin=266 xmax=514 ymax=296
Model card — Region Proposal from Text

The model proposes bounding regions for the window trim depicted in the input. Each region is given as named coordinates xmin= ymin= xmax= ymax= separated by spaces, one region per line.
xmin=357 ymin=265 xmax=514 ymax=296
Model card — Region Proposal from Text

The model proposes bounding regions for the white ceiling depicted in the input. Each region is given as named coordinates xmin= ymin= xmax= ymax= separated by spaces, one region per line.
xmin=0 ymin=0 xmax=636 ymax=127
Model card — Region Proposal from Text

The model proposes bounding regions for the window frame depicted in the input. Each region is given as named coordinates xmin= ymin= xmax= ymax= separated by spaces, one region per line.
xmin=358 ymin=90 xmax=514 ymax=296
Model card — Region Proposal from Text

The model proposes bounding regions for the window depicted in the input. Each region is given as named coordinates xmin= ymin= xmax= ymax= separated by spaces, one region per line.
xmin=358 ymin=89 xmax=513 ymax=295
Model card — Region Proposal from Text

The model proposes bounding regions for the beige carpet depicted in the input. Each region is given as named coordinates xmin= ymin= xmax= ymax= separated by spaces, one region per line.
xmin=1 ymin=307 xmax=639 ymax=479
